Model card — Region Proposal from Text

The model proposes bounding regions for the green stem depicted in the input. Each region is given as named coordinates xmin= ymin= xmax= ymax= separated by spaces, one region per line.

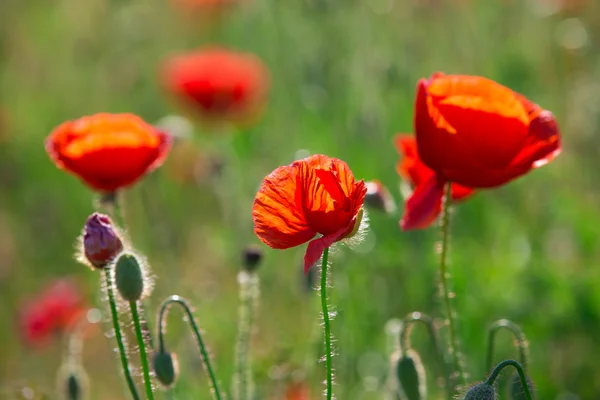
xmin=439 ymin=182 xmax=464 ymax=388
xmin=234 ymin=272 xmax=258 ymax=400
xmin=486 ymin=319 xmax=528 ymax=371
xmin=158 ymin=296 xmax=223 ymax=400
xmin=485 ymin=360 xmax=532 ymax=400
xmin=400 ymin=312 xmax=449 ymax=397
xmin=130 ymin=301 xmax=155 ymax=400
xmin=320 ymin=247 xmax=333 ymax=400
xmin=104 ymin=269 xmax=140 ymax=400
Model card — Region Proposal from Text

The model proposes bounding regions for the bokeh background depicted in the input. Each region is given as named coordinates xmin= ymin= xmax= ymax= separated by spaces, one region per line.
xmin=1 ymin=0 xmax=599 ymax=399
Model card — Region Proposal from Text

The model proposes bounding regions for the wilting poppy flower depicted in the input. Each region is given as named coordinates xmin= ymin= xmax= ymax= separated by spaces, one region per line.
xmin=46 ymin=113 xmax=172 ymax=193
xmin=252 ymin=155 xmax=367 ymax=273
xmin=394 ymin=135 xmax=473 ymax=229
xmin=161 ymin=48 xmax=269 ymax=124
xmin=402 ymin=73 xmax=560 ymax=230
xmin=19 ymin=279 xmax=85 ymax=346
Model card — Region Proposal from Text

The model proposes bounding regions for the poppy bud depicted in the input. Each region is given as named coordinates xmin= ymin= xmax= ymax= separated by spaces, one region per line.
xmin=83 ymin=213 xmax=123 ymax=269
xmin=114 ymin=253 xmax=146 ymax=302
xmin=153 ymin=351 xmax=179 ymax=388
xmin=463 ymin=383 xmax=497 ymax=400
xmin=364 ymin=180 xmax=396 ymax=214
xmin=396 ymin=349 xmax=426 ymax=400
xmin=57 ymin=365 xmax=88 ymax=400
xmin=507 ymin=372 xmax=535 ymax=400
xmin=242 ymin=245 xmax=263 ymax=272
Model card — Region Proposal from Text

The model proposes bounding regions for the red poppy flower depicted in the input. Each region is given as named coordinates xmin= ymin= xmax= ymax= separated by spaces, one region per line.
xmin=252 ymin=155 xmax=367 ymax=273
xmin=402 ymin=73 xmax=560 ymax=230
xmin=46 ymin=113 xmax=172 ymax=193
xmin=161 ymin=48 xmax=269 ymax=124
xmin=285 ymin=381 xmax=310 ymax=400
xmin=394 ymin=135 xmax=474 ymax=230
xmin=19 ymin=279 xmax=85 ymax=346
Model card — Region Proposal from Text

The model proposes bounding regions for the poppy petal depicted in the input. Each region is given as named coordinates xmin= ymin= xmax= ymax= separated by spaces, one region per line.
xmin=304 ymin=227 xmax=346 ymax=274
xmin=400 ymin=175 xmax=445 ymax=231
xmin=252 ymin=164 xmax=316 ymax=249
xmin=510 ymin=110 xmax=561 ymax=169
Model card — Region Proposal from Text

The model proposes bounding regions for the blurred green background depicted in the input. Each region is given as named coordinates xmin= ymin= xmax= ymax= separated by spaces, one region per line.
xmin=1 ymin=0 xmax=599 ymax=399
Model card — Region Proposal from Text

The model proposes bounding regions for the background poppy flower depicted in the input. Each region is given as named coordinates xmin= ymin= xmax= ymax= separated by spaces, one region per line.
xmin=403 ymin=73 xmax=560 ymax=230
xmin=46 ymin=113 xmax=172 ymax=193
xmin=394 ymin=135 xmax=473 ymax=230
xmin=252 ymin=154 xmax=366 ymax=273
xmin=161 ymin=48 xmax=269 ymax=125
xmin=18 ymin=279 xmax=85 ymax=346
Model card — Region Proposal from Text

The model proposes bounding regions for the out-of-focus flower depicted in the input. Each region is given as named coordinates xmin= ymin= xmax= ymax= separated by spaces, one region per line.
xmin=402 ymin=73 xmax=560 ymax=230
xmin=46 ymin=113 xmax=172 ymax=193
xmin=394 ymin=135 xmax=473 ymax=229
xmin=82 ymin=213 xmax=123 ymax=269
xmin=19 ymin=279 xmax=85 ymax=346
xmin=285 ymin=380 xmax=310 ymax=400
xmin=364 ymin=180 xmax=397 ymax=214
xmin=252 ymin=155 xmax=366 ymax=273
xmin=170 ymin=0 xmax=240 ymax=13
xmin=161 ymin=48 xmax=269 ymax=125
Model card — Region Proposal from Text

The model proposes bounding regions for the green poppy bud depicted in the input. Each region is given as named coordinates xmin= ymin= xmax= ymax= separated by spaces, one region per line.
xmin=114 ymin=253 xmax=146 ymax=302
xmin=153 ymin=351 xmax=179 ymax=388
xmin=396 ymin=349 xmax=426 ymax=400
xmin=463 ymin=382 xmax=497 ymax=400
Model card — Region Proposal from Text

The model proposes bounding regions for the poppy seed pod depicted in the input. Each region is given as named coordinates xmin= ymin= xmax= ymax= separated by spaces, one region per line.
xmin=364 ymin=180 xmax=396 ymax=214
xmin=396 ymin=349 xmax=427 ymax=400
xmin=463 ymin=383 xmax=497 ymax=400
xmin=114 ymin=253 xmax=145 ymax=302
xmin=153 ymin=351 xmax=179 ymax=388
xmin=507 ymin=372 xmax=535 ymax=400
xmin=57 ymin=364 xmax=88 ymax=400
xmin=83 ymin=213 xmax=123 ymax=269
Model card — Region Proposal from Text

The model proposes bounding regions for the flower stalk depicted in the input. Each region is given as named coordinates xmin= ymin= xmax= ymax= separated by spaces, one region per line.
xmin=486 ymin=319 xmax=528 ymax=371
xmin=439 ymin=182 xmax=465 ymax=390
xmin=104 ymin=269 xmax=140 ymax=400
xmin=485 ymin=360 xmax=532 ymax=400
xmin=130 ymin=301 xmax=155 ymax=400
xmin=319 ymin=247 xmax=334 ymax=400
xmin=158 ymin=295 xmax=223 ymax=400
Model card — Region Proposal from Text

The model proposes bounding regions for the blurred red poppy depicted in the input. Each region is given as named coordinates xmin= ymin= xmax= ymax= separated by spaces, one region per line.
xmin=253 ymin=155 xmax=366 ymax=273
xmin=402 ymin=73 xmax=560 ymax=230
xmin=46 ymin=113 xmax=172 ymax=193
xmin=394 ymin=135 xmax=473 ymax=230
xmin=19 ymin=279 xmax=85 ymax=346
xmin=285 ymin=380 xmax=310 ymax=400
xmin=161 ymin=48 xmax=269 ymax=125
xmin=170 ymin=0 xmax=239 ymax=12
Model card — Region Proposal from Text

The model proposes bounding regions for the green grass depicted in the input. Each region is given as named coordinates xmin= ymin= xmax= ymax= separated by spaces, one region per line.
xmin=1 ymin=0 xmax=600 ymax=399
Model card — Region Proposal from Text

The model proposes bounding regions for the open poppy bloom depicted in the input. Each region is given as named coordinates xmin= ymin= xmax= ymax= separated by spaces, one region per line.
xmin=46 ymin=113 xmax=172 ymax=193
xmin=252 ymin=154 xmax=367 ymax=273
xmin=161 ymin=48 xmax=269 ymax=125
xmin=402 ymin=73 xmax=561 ymax=231
xmin=395 ymin=135 xmax=474 ymax=230
xmin=19 ymin=279 xmax=86 ymax=346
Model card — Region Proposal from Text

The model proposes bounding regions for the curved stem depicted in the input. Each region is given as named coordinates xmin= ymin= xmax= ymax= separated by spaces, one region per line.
xmin=320 ymin=247 xmax=333 ymax=400
xmin=485 ymin=359 xmax=532 ymax=400
xmin=158 ymin=296 xmax=223 ymax=400
xmin=439 ymin=182 xmax=464 ymax=387
xmin=104 ymin=269 xmax=140 ymax=400
xmin=400 ymin=312 xmax=449 ymax=396
xmin=130 ymin=301 xmax=155 ymax=400
xmin=486 ymin=319 xmax=528 ymax=371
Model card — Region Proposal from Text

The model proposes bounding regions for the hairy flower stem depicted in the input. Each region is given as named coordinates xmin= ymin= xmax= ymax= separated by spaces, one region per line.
xmin=104 ymin=269 xmax=140 ymax=400
xmin=320 ymin=247 xmax=334 ymax=400
xmin=439 ymin=182 xmax=465 ymax=391
xmin=158 ymin=296 xmax=223 ymax=400
xmin=485 ymin=360 xmax=532 ymax=400
xmin=486 ymin=319 xmax=528 ymax=371
xmin=130 ymin=301 xmax=155 ymax=400
xmin=234 ymin=271 xmax=259 ymax=400
xmin=400 ymin=312 xmax=450 ymax=398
